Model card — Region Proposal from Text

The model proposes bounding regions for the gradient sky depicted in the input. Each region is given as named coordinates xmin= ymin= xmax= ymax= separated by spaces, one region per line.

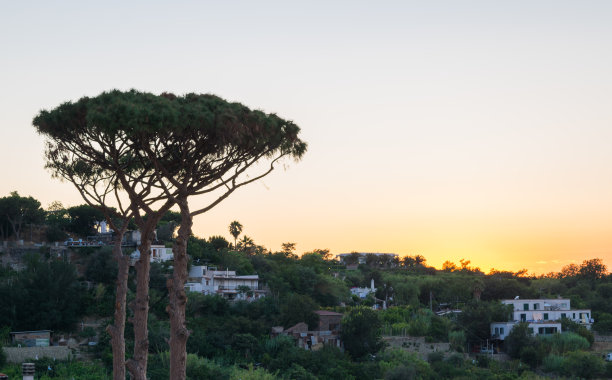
xmin=1 ymin=1 xmax=611 ymax=274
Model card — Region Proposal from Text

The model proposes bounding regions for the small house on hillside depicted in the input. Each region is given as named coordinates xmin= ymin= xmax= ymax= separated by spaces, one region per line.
xmin=272 ymin=310 xmax=343 ymax=350
xmin=130 ymin=244 xmax=173 ymax=264
xmin=10 ymin=330 xmax=52 ymax=347
xmin=184 ymin=265 xmax=264 ymax=301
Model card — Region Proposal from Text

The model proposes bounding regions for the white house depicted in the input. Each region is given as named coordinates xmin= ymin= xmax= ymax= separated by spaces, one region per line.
xmin=130 ymin=244 xmax=173 ymax=264
xmin=184 ymin=265 xmax=264 ymax=301
xmin=350 ymin=278 xmax=376 ymax=299
xmin=491 ymin=298 xmax=593 ymax=340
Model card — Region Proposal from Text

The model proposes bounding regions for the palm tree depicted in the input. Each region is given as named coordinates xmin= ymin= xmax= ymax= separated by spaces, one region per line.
xmin=229 ymin=221 xmax=243 ymax=249
xmin=238 ymin=235 xmax=255 ymax=254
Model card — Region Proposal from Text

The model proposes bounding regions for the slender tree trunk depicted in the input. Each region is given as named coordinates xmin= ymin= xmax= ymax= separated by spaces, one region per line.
xmin=126 ymin=223 xmax=156 ymax=380
xmin=106 ymin=228 xmax=129 ymax=380
xmin=168 ymin=199 xmax=192 ymax=380
xmin=8 ymin=216 xmax=21 ymax=241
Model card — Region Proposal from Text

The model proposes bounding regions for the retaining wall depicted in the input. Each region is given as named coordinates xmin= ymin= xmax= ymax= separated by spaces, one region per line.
xmin=3 ymin=346 xmax=72 ymax=363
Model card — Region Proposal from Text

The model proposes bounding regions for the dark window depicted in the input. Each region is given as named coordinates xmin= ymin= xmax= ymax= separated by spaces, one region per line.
xmin=534 ymin=303 xmax=539 ymax=310
xmin=544 ymin=313 xmax=549 ymax=320
xmin=523 ymin=303 xmax=529 ymax=311
xmin=520 ymin=314 xmax=526 ymax=321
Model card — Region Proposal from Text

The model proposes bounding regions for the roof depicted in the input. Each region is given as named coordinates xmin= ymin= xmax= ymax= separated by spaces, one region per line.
xmin=212 ymin=275 xmax=259 ymax=280
xmin=503 ymin=299 xmax=569 ymax=302
xmin=315 ymin=310 xmax=343 ymax=317
xmin=10 ymin=330 xmax=53 ymax=334
xmin=285 ymin=322 xmax=309 ymax=333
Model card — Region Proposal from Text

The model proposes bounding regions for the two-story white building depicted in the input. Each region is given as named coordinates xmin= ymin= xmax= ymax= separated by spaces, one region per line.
xmin=184 ymin=265 xmax=265 ymax=301
xmin=130 ymin=244 xmax=173 ymax=264
xmin=491 ymin=297 xmax=593 ymax=340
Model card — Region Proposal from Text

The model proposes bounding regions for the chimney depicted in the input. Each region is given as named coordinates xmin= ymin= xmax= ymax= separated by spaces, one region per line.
xmin=100 ymin=221 xmax=107 ymax=234
xmin=22 ymin=362 xmax=35 ymax=380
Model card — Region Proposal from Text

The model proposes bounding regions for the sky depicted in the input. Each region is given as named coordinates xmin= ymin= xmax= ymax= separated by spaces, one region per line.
xmin=1 ymin=1 xmax=611 ymax=274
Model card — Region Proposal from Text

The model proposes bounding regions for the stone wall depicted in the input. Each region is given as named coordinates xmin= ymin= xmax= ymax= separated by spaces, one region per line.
xmin=594 ymin=333 xmax=612 ymax=343
xmin=3 ymin=346 xmax=73 ymax=363
xmin=383 ymin=336 xmax=450 ymax=359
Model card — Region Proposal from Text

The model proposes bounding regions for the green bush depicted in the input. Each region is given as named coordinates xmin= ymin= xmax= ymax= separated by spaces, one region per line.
xmin=0 ymin=341 xmax=6 ymax=368
xmin=538 ymin=332 xmax=589 ymax=354
xmin=605 ymin=361 xmax=612 ymax=379
xmin=542 ymin=354 xmax=564 ymax=374
xmin=519 ymin=346 xmax=541 ymax=368
xmin=562 ymin=351 xmax=605 ymax=379
xmin=448 ymin=330 xmax=465 ymax=352
xmin=594 ymin=312 xmax=612 ymax=334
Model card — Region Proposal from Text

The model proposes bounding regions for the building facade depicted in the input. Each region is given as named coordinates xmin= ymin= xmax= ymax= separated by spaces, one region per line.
xmin=491 ymin=298 xmax=593 ymax=340
xmin=272 ymin=310 xmax=343 ymax=350
xmin=184 ymin=265 xmax=264 ymax=301
xmin=130 ymin=244 xmax=173 ymax=264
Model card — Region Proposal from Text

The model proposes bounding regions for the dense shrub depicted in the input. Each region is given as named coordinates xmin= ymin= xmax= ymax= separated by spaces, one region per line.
xmin=448 ymin=330 xmax=466 ymax=352
xmin=542 ymin=354 xmax=564 ymax=374
xmin=538 ymin=332 xmax=589 ymax=354
xmin=562 ymin=351 xmax=605 ymax=379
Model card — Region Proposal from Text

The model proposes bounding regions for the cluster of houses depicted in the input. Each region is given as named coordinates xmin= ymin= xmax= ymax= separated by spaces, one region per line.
xmin=6 ymin=225 xmax=599 ymax=355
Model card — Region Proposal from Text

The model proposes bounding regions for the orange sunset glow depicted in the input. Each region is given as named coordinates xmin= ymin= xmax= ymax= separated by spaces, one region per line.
xmin=2 ymin=1 xmax=611 ymax=275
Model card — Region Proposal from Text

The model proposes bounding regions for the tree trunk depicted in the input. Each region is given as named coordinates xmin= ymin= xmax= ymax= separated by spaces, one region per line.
xmin=126 ymin=223 xmax=156 ymax=380
xmin=168 ymin=200 xmax=192 ymax=380
xmin=7 ymin=216 xmax=21 ymax=241
xmin=106 ymin=229 xmax=129 ymax=380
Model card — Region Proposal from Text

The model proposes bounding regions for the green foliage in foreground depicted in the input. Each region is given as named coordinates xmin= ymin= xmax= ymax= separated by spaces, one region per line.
xmin=0 ymin=358 xmax=109 ymax=380
xmin=340 ymin=306 xmax=384 ymax=360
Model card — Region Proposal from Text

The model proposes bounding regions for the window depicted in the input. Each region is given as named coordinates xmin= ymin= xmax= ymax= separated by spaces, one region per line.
xmin=544 ymin=313 xmax=549 ymax=320
xmin=573 ymin=313 xmax=576 ymax=319
xmin=534 ymin=303 xmax=539 ymax=310
xmin=205 ymin=280 xmax=209 ymax=286
xmin=538 ymin=327 xmax=544 ymax=334
xmin=520 ymin=314 xmax=526 ymax=322
xmin=500 ymin=327 xmax=504 ymax=335
xmin=528 ymin=328 xmax=534 ymax=334
xmin=495 ymin=327 xmax=499 ymax=335
xmin=561 ymin=313 xmax=566 ymax=319
xmin=523 ymin=303 xmax=529 ymax=311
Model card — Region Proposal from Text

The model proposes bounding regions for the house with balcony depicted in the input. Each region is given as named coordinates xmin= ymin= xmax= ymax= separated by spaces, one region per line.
xmin=491 ymin=297 xmax=593 ymax=340
xmin=184 ymin=265 xmax=265 ymax=301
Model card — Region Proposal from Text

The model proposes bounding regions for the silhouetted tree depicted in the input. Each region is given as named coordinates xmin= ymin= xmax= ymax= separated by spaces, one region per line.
xmin=229 ymin=221 xmax=243 ymax=249
xmin=0 ymin=191 xmax=45 ymax=240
